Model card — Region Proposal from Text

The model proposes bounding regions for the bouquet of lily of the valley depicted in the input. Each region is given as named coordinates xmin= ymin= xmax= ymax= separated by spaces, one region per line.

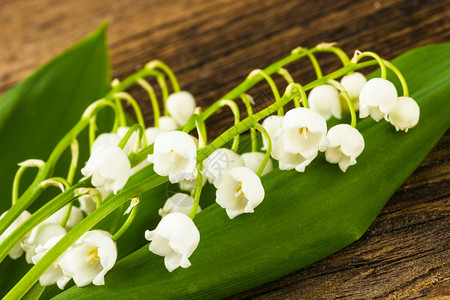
xmin=0 ymin=27 xmax=448 ymax=299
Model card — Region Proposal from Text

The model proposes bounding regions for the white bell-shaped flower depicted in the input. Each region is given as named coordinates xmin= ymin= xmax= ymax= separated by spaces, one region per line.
xmin=158 ymin=116 xmax=179 ymax=131
xmin=281 ymin=107 xmax=329 ymax=159
xmin=159 ymin=193 xmax=201 ymax=217
xmin=271 ymin=135 xmax=316 ymax=172
xmin=81 ymin=144 xmax=131 ymax=194
xmin=214 ymin=166 xmax=265 ymax=219
xmin=241 ymin=152 xmax=273 ymax=176
xmin=147 ymin=131 xmax=197 ymax=183
xmin=359 ymin=78 xmax=398 ymax=121
xmin=32 ymin=235 xmax=71 ymax=289
xmin=145 ymin=127 xmax=163 ymax=146
xmin=166 ymin=91 xmax=197 ymax=126
xmin=145 ymin=212 xmax=200 ymax=272
xmin=0 ymin=210 xmax=31 ymax=259
xmin=261 ymin=115 xmax=284 ymax=151
xmin=325 ymin=124 xmax=365 ymax=172
xmin=91 ymin=133 xmax=121 ymax=154
xmin=308 ymin=84 xmax=341 ymax=120
xmin=59 ymin=230 xmax=117 ymax=287
xmin=22 ymin=223 xmax=66 ymax=264
xmin=388 ymin=96 xmax=420 ymax=132
xmin=202 ymin=148 xmax=245 ymax=184
xmin=45 ymin=206 xmax=83 ymax=231
xmin=340 ymin=72 xmax=367 ymax=111
xmin=77 ymin=187 xmax=109 ymax=216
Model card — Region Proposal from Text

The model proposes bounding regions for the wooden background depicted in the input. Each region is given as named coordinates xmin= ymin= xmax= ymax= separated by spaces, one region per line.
xmin=1 ymin=0 xmax=449 ymax=298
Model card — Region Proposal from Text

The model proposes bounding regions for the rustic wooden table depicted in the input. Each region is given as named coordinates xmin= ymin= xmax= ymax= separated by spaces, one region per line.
xmin=1 ymin=0 xmax=449 ymax=298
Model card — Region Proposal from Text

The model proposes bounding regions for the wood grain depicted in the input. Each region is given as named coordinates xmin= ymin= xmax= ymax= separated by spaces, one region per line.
xmin=0 ymin=0 xmax=449 ymax=298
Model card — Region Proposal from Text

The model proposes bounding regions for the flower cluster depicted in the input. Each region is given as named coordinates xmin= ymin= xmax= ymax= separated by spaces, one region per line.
xmin=0 ymin=46 xmax=420 ymax=295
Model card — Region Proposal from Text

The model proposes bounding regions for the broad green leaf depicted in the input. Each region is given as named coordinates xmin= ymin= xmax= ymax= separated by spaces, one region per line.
xmin=53 ymin=43 xmax=450 ymax=299
xmin=0 ymin=25 xmax=110 ymax=297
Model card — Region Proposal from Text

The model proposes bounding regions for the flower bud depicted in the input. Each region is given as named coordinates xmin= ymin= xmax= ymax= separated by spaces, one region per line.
xmin=388 ymin=96 xmax=420 ymax=132
xmin=308 ymin=84 xmax=341 ymax=120
xmin=359 ymin=78 xmax=397 ymax=121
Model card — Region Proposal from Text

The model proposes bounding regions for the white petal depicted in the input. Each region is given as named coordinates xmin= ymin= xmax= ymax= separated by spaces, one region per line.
xmin=166 ymin=91 xmax=197 ymax=126
xmin=241 ymin=152 xmax=273 ymax=176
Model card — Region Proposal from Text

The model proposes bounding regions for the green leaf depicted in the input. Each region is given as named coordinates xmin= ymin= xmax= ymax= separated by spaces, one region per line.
xmin=52 ymin=43 xmax=450 ymax=299
xmin=0 ymin=25 xmax=110 ymax=298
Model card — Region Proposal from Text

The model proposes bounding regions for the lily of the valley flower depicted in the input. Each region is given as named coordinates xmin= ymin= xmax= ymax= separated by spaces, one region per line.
xmin=158 ymin=116 xmax=179 ymax=131
xmin=325 ymin=124 xmax=365 ymax=172
xmin=241 ymin=152 xmax=273 ymax=176
xmin=145 ymin=212 xmax=200 ymax=272
xmin=261 ymin=115 xmax=284 ymax=151
xmin=59 ymin=230 xmax=117 ymax=287
xmin=81 ymin=144 xmax=131 ymax=194
xmin=147 ymin=131 xmax=197 ymax=183
xmin=0 ymin=210 xmax=31 ymax=259
xmin=159 ymin=193 xmax=201 ymax=217
xmin=340 ymin=72 xmax=367 ymax=110
xmin=388 ymin=96 xmax=420 ymax=132
xmin=179 ymin=169 xmax=207 ymax=193
xmin=308 ymin=84 xmax=341 ymax=120
xmin=166 ymin=91 xmax=197 ymax=126
xmin=203 ymin=148 xmax=245 ymax=184
xmin=359 ymin=78 xmax=398 ymax=121
xmin=214 ymin=166 xmax=265 ymax=219
xmin=281 ymin=107 xmax=329 ymax=158
xmin=32 ymin=235 xmax=71 ymax=289
xmin=92 ymin=126 xmax=139 ymax=155
xmin=22 ymin=223 xmax=66 ymax=264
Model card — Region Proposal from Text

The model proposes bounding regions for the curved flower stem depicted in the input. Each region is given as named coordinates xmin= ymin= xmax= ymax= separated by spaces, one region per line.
xmin=317 ymin=43 xmax=351 ymax=66
xmin=189 ymin=167 xmax=203 ymax=220
xmin=254 ymin=123 xmax=272 ymax=177
xmin=307 ymin=53 xmax=323 ymax=78
xmin=157 ymin=75 xmax=170 ymax=116
xmin=240 ymin=93 xmax=257 ymax=152
xmin=277 ymin=68 xmax=302 ymax=108
xmin=113 ymin=92 xmax=146 ymax=130
xmin=247 ymin=69 xmax=283 ymax=115
xmin=11 ymin=160 xmax=45 ymax=206
xmin=137 ymin=78 xmax=161 ymax=127
xmin=383 ymin=59 xmax=409 ymax=97
xmin=111 ymin=197 xmax=140 ymax=242
xmin=219 ymin=100 xmax=241 ymax=152
xmin=146 ymin=60 xmax=181 ymax=93
xmin=118 ymin=123 xmax=145 ymax=150
xmin=352 ymin=50 xmax=387 ymax=79
xmin=113 ymin=97 xmax=127 ymax=127
xmin=67 ymin=139 xmax=79 ymax=185
xmin=88 ymin=115 xmax=97 ymax=149
xmin=195 ymin=113 xmax=208 ymax=148
xmin=328 ymin=79 xmax=357 ymax=127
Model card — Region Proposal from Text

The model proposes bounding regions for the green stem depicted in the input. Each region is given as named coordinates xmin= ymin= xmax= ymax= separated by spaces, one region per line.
xmin=113 ymin=92 xmax=147 ymax=131
xmin=113 ymin=97 xmax=127 ymax=127
xmin=146 ymin=60 xmax=181 ymax=93
xmin=157 ymin=75 xmax=170 ymax=116
xmin=353 ymin=51 xmax=387 ymax=79
xmin=189 ymin=167 xmax=203 ymax=220
xmin=218 ymin=100 xmax=240 ymax=152
xmin=307 ymin=53 xmax=323 ymax=78
xmin=60 ymin=202 xmax=73 ymax=228
xmin=195 ymin=116 xmax=208 ymax=148
xmin=111 ymin=197 xmax=140 ymax=242
xmin=247 ymin=69 xmax=283 ymax=115
xmin=89 ymin=115 xmax=97 ymax=149
xmin=67 ymin=139 xmax=79 ymax=185
xmin=137 ymin=78 xmax=161 ymax=127
xmin=383 ymin=59 xmax=409 ymax=97
xmin=118 ymin=123 xmax=144 ymax=151
xmin=11 ymin=160 xmax=43 ymax=206
xmin=328 ymin=79 xmax=357 ymax=127
xmin=254 ymin=123 xmax=272 ymax=177
xmin=240 ymin=93 xmax=257 ymax=152
xmin=277 ymin=68 xmax=301 ymax=107
xmin=317 ymin=44 xmax=351 ymax=66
